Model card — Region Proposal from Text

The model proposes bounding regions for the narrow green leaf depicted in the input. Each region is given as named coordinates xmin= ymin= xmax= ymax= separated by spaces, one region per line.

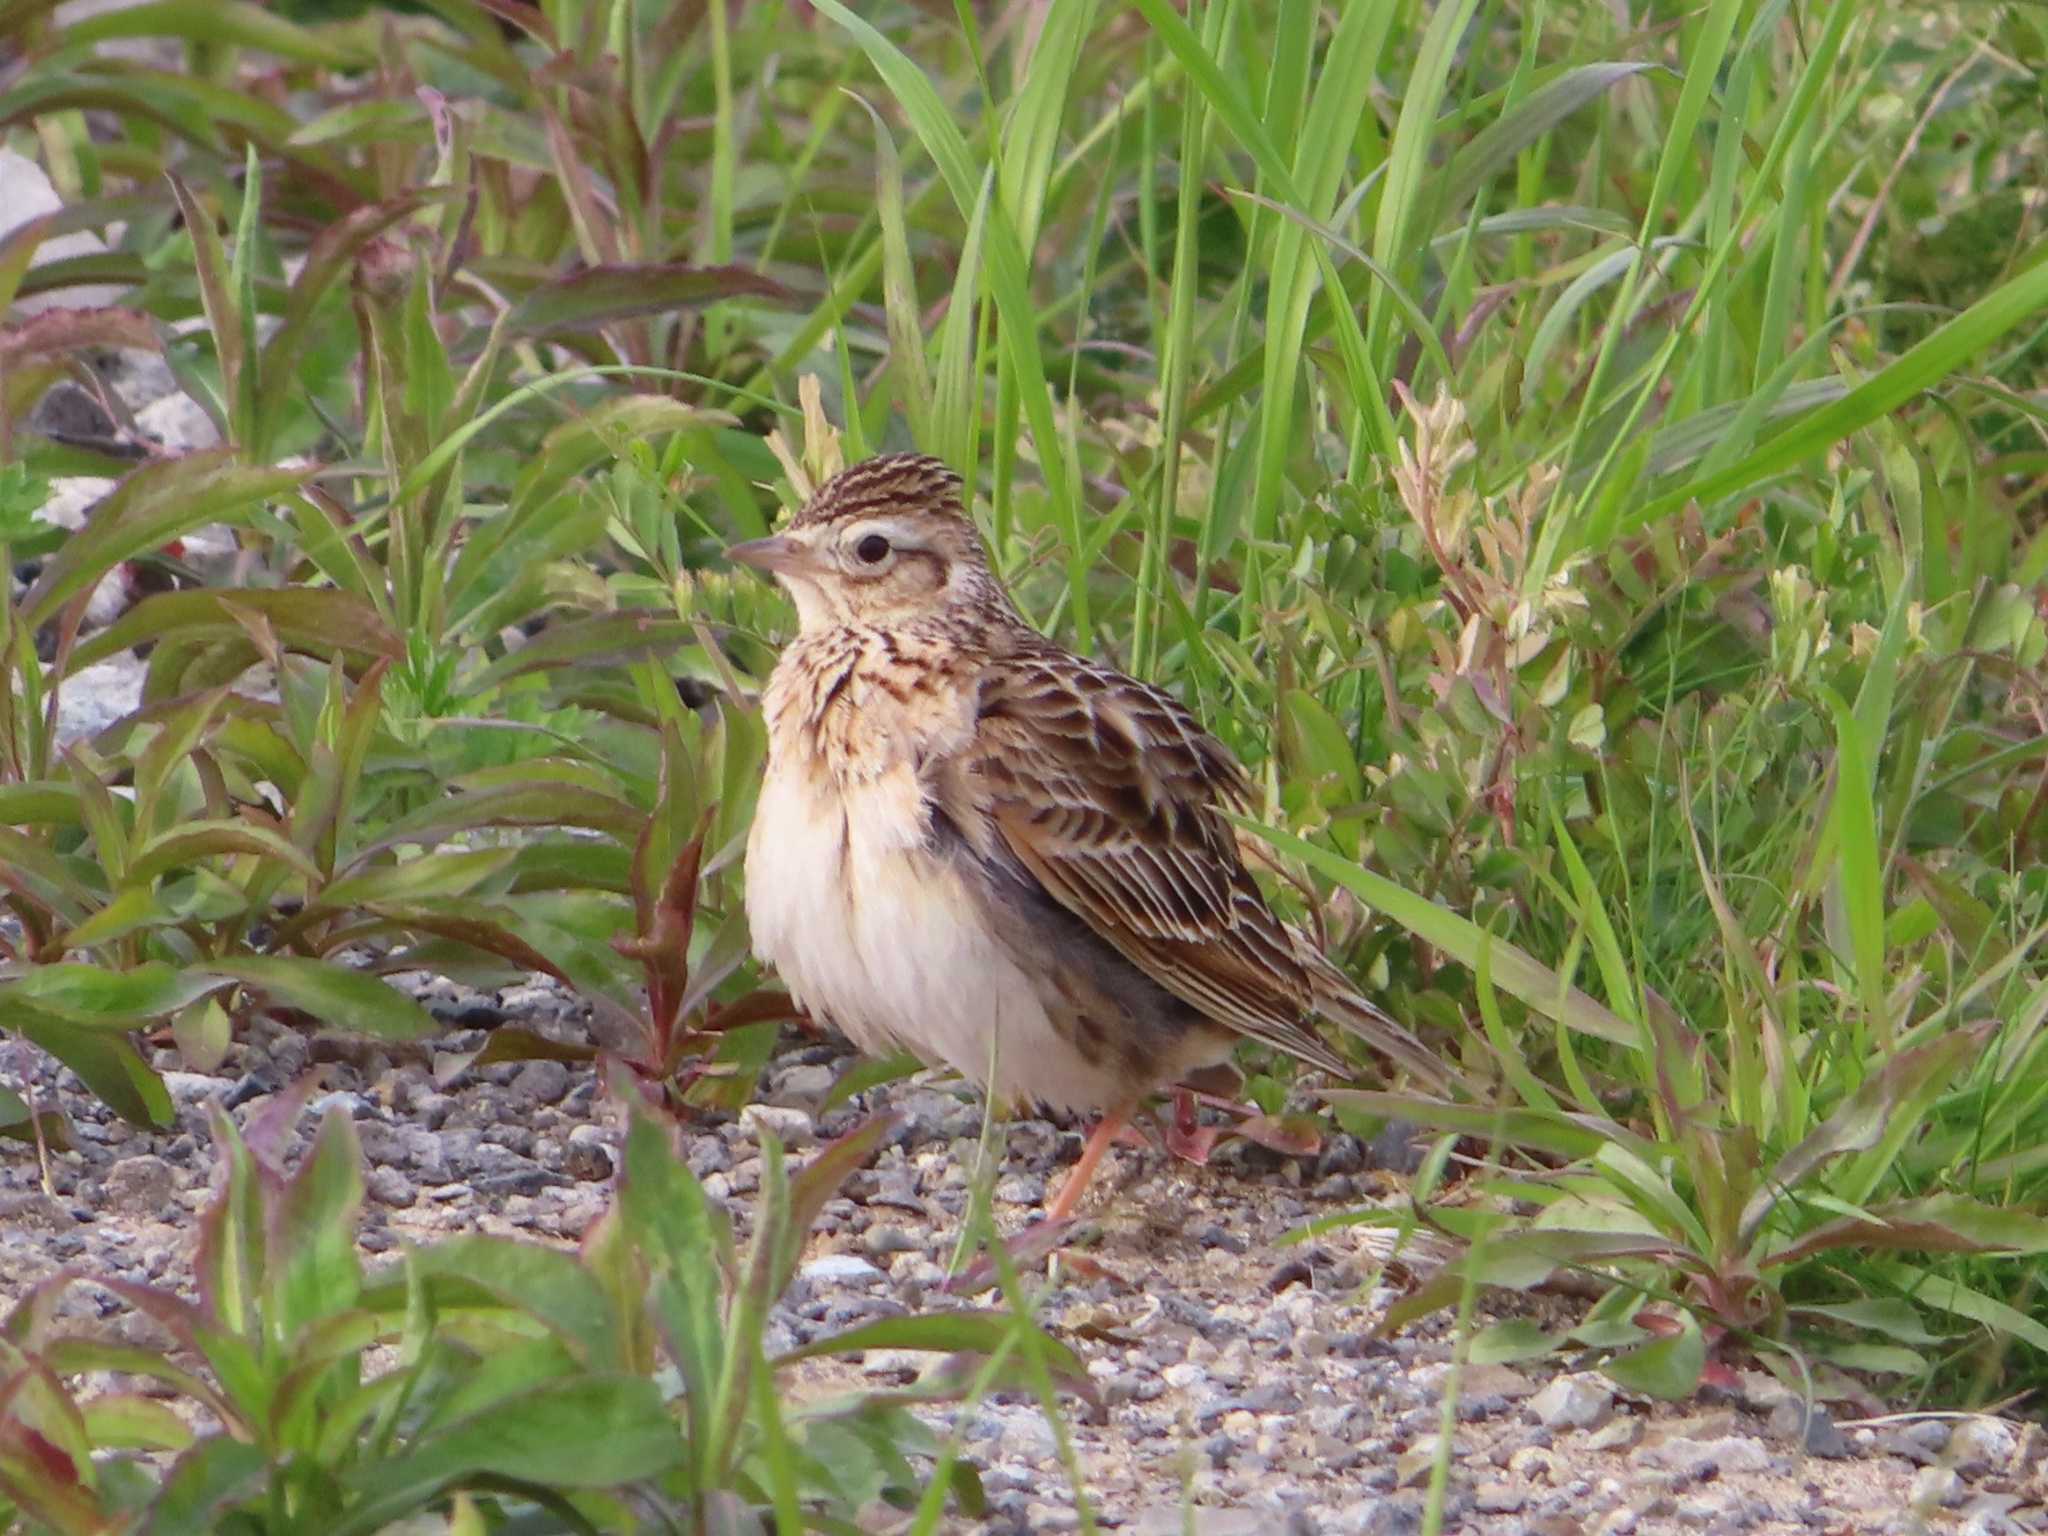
xmin=203 ymin=956 xmax=437 ymax=1041
xmin=1236 ymin=815 xmax=1638 ymax=1046
xmin=1603 ymin=1319 xmax=1705 ymax=1400
xmin=505 ymin=263 xmax=795 ymax=336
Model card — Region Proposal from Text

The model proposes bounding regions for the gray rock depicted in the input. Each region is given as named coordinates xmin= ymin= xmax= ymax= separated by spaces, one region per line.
xmin=857 ymin=1349 xmax=926 ymax=1383
xmin=799 ymin=1254 xmax=884 ymax=1288
xmin=160 ymin=1072 xmax=228 ymax=1108
xmin=0 ymin=1193 xmax=76 ymax=1231
xmin=740 ymin=1103 xmax=814 ymax=1147
xmin=769 ymin=1063 xmax=836 ymax=1104
xmin=1733 ymin=1369 xmax=1796 ymax=1413
xmin=1634 ymin=1435 xmax=1773 ymax=1479
xmin=311 ymin=1091 xmax=374 ymax=1119
xmin=997 ymin=1410 xmax=1058 ymax=1461
xmin=102 ymin=1155 xmax=176 ymax=1215
xmin=685 ymin=1136 xmax=731 ymax=1177
xmin=510 ymin=1060 xmax=572 ymax=1105
xmin=1131 ymin=1510 xmax=1265 ymax=1536
xmin=1021 ymin=1502 xmax=1081 ymax=1532
xmin=1329 ymin=1490 xmax=1425 ymax=1535
xmin=1364 ymin=1118 xmax=1424 ymax=1173
xmin=364 ymin=1166 xmax=416 ymax=1207
xmin=1949 ymin=1416 xmax=2020 ymax=1477
xmin=1528 ymin=1373 xmax=1613 ymax=1431
xmin=1911 ymin=1466 xmax=1963 ymax=1510
xmin=1958 ymin=1493 xmax=2027 ymax=1536
xmin=562 ymin=1126 xmax=613 ymax=1181
xmin=860 ymin=1222 xmax=919 ymax=1258
xmin=1767 ymin=1400 xmax=1849 ymax=1458
xmin=1587 ymin=1416 xmax=1643 ymax=1451
xmin=1474 ymin=1481 xmax=1525 ymax=1514
xmin=557 ymin=1194 xmax=606 ymax=1239
xmin=0 ymin=150 xmax=126 ymax=313
xmin=403 ymin=1129 xmax=452 ymax=1184
xmin=1878 ymin=1419 xmax=1951 ymax=1465
xmin=54 ymin=654 xmax=147 ymax=746
xmin=994 ymin=1172 xmax=1046 ymax=1206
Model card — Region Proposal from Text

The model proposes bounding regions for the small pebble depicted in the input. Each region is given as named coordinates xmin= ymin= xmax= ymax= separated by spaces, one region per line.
xmin=1528 ymin=1373 xmax=1613 ymax=1431
xmin=799 ymin=1254 xmax=884 ymax=1288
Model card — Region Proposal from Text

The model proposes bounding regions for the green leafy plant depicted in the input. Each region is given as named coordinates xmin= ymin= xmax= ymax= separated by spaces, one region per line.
xmin=1264 ymin=387 xmax=2048 ymax=1400
xmin=0 ymin=1080 xmax=1072 ymax=1531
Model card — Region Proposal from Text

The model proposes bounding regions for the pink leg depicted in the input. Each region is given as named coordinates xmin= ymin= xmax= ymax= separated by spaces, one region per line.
xmin=1046 ymin=1102 xmax=1134 ymax=1223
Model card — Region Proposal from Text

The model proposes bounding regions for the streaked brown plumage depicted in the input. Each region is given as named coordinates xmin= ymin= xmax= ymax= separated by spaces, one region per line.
xmin=735 ymin=453 xmax=1445 ymax=1220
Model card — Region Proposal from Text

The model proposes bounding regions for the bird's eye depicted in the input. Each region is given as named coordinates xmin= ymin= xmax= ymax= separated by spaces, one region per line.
xmin=854 ymin=533 xmax=892 ymax=565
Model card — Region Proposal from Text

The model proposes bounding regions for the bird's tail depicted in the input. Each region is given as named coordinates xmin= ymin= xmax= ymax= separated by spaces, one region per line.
xmin=1302 ymin=950 xmax=1457 ymax=1097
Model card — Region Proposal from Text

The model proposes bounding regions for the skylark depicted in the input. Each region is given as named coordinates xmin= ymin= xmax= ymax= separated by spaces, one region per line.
xmin=734 ymin=453 xmax=1447 ymax=1222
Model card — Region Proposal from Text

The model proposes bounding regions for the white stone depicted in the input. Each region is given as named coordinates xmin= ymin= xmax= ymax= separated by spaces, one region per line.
xmin=1528 ymin=1373 xmax=1614 ymax=1430
xmin=738 ymin=1103 xmax=814 ymax=1147
xmin=798 ymin=1254 xmax=883 ymax=1288
xmin=0 ymin=150 xmax=124 ymax=314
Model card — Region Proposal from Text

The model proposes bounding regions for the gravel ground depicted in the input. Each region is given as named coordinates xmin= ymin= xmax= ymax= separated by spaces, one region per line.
xmin=3 ymin=994 xmax=2044 ymax=1536
xmin=8 ymin=203 xmax=2046 ymax=1536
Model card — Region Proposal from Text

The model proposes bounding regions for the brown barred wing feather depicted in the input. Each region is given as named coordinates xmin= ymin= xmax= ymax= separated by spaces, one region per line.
xmin=968 ymin=654 xmax=1355 ymax=1077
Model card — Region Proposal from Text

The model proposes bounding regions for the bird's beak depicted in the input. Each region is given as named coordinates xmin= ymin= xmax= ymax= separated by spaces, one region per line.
xmin=726 ymin=534 xmax=812 ymax=576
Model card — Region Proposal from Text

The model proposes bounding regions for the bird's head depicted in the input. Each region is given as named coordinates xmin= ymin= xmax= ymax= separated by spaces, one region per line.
xmin=726 ymin=453 xmax=1001 ymax=631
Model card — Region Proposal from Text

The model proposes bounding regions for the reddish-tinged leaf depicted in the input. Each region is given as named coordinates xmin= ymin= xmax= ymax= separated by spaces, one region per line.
xmin=701 ymin=990 xmax=803 ymax=1034
xmin=1163 ymin=1117 xmax=1225 ymax=1165
xmin=255 ymin=192 xmax=436 ymax=449
xmin=166 ymin=173 xmax=243 ymax=405
xmin=777 ymin=1314 xmax=1093 ymax=1399
xmin=365 ymin=784 xmax=644 ymax=853
xmin=1742 ymin=1024 xmax=1992 ymax=1247
xmin=361 ymin=908 xmax=573 ymax=985
xmin=12 ymin=1425 xmax=81 ymax=1487
xmin=463 ymin=0 xmax=554 ymax=44
xmin=0 ymin=72 xmax=225 ymax=151
xmin=123 ymin=818 xmax=323 ymax=886
xmin=775 ymin=1113 xmax=901 ymax=1294
xmin=267 ymin=1108 xmax=364 ymax=1337
xmin=79 ymin=1392 xmax=195 ymax=1452
xmin=68 ymin=589 xmax=400 ymax=673
xmin=312 ymin=848 xmax=518 ymax=910
xmin=63 ymin=1 xmax=366 ymax=68
xmin=335 ymin=1374 xmax=682 ymax=1511
xmin=0 ymin=191 xmax=164 ymax=297
xmin=941 ymin=1217 xmax=1079 ymax=1296
xmin=36 ymin=1338 xmax=223 ymax=1418
xmin=505 ymin=262 xmax=796 ymax=336
xmin=64 ymin=1277 xmax=210 ymax=1360
xmin=143 ymin=1436 xmax=270 ymax=1533
xmin=1763 ymin=1196 xmax=2048 ymax=1270
xmin=0 ymin=304 xmax=158 ymax=363
xmin=1322 ymin=1089 xmax=1627 ymax=1160
xmin=466 ymin=613 xmax=704 ymax=691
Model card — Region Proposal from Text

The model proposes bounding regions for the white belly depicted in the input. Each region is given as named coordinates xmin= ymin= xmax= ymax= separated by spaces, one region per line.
xmin=744 ymin=759 xmax=1118 ymax=1113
